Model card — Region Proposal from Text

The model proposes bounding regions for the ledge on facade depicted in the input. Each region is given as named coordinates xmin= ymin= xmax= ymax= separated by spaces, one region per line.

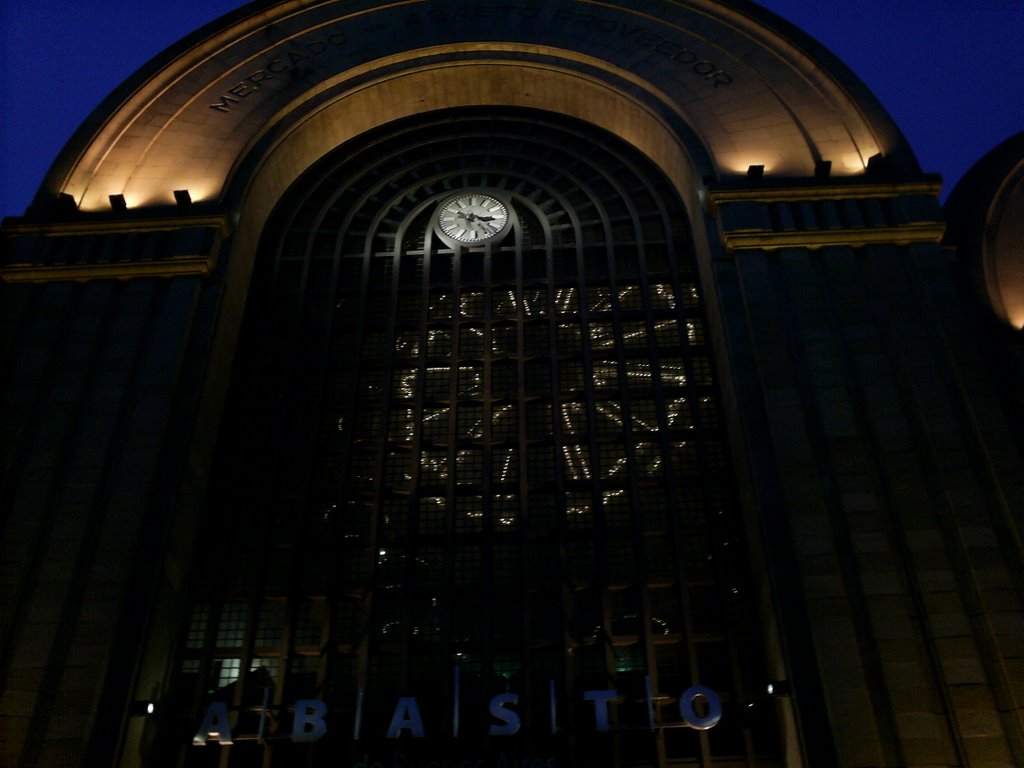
xmin=1 ymin=207 xmax=230 ymax=283
xmin=705 ymin=174 xmax=944 ymax=253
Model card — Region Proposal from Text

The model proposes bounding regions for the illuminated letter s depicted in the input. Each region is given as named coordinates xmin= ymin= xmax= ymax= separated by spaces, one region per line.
xmin=488 ymin=692 xmax=521 ymax=736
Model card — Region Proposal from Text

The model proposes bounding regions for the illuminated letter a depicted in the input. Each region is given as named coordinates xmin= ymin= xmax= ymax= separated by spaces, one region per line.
xmin=193 ymin=701 xmax=233 ymax=745
xmin=386 ymin=697 xmax=426 ymax=738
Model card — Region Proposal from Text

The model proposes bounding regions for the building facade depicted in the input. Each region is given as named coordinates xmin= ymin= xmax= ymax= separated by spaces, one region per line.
xmin=2 ymin=2 xmax=1022 ymax=767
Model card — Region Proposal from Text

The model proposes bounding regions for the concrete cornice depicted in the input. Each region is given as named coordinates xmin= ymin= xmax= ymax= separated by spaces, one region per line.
xmin=708 ymin=179 xmax=943 ymax=203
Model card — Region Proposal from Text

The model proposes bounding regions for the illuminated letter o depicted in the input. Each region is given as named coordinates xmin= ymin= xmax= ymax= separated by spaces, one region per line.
xmin=679 ymin=685 xmax=722 ymax=730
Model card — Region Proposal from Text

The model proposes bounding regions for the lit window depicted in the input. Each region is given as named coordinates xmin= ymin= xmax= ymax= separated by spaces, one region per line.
xmin=185 ymin=604 xmax=210 ymax=649
xmin=459 ymin=290 xmax=485 ymax=317
xmin=393 ymin=330 xmax=420 ymax=358
xmin=586 ymin=286 xmax=612 ymax=313
xmin=630 ymin=399 xmax=659 ymax=432
xmin=251 ymin=657 xmax=280 ymax=683
xmin=455 ymin=495 xmax=484 ymax=532
xmin=426 ymin=328 xmax=451 ymax=359
xmin=216 ymin=602 xmax=248 ymax=648
xmin=589 ymin=322 xmax=616 ymax=350
xmin=423 ymin=365 xmax=451 ymax=399
xmin=560 ymin=401 xmax=589 ymax=435
xmin=649 ymin=283 xmax=677 ymax=310
xmin=598 ymin=442 xmax=627 ymax=480
xmin=565 ymin=492 xmax=592 ymax=528
xmin=457 ymin=365 xmax=483 ymax=398
xmin=455 ymin=448 xmax=482 ymax=485
xmin=670 ymin=440 xmax=699 ymax=479
xmin=459 ymin=325 xmax=486 ymax=358
xmin=255 ymin=601 xmax=285 ymax=647
xmin=698 ymin=395 xmax=719 ymax=426
xmin=214 ymin=658 xmax=241 ymax=689
xmin=664 ymin=397 xmax=691 ymax=429
xmin=492 ymin=289 xmax=518 ymax=316
xmin=456 ymin=404 xmax=484 ymax=440
xmin=620 ymin=321 xmax=648 ymax=350
xmin=393 ymin=366 xmax=419 ymax=399
xmin=421 ymin=407 xmax=449 ymax=444
xmin=657 ymin=358 xmax=687 ymax=387
xmin=634 ymin=442 xmax=663 ymax=478
xmin=384 ymin=451 xmax=413 ymax=490
xmin=420 ymin=449 xmax=449 ymax=483
xmin=592 ymin=361 xmax=619 ymax=388
xmin=493 ymin=494 xmax=519 ymax=527
xmin=418 ymin=496 xmax=447 ymax=533
xmin=682 ymin=282 xmax=701 ymax=308
xmin=523 ymin=287 xmax=550 ymax=317
xmin=552 ymin=286 xmax=578 ymax=315
xmin=562 ymin=443 xmax=591 ymax=481
xmin=491 ymin=404 xmax=517 ymax=441
xmin=388 ymin=407 xmax=416 ymax=442
xmin=602 ymin=489 xmax=630 ymax=526
xmin=617 ymin=285 xmax=645 ymax=311
xmin=493 ymin=447 xmax=518 ymax=484
xmin=491 ymin=324 xmax=518 ymax=355
xmin=595 ymin=400 xmax=623 ymax=434
xmin=428 ymin=291 xmax=452 ymax=319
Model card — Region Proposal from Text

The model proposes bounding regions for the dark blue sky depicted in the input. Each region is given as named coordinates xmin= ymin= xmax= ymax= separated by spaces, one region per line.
xmin=1 ymin=1 xmax=1021 ymax=218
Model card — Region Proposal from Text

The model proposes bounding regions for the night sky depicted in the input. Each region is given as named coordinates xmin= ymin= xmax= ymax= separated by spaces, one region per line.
xmin=1 ymin=0 xmax=1021 ymax=219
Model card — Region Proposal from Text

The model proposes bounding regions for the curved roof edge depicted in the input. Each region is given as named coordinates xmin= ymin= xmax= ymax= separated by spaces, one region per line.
xmin=945 ymin=130 xmax=1024 ymax=330
xmin=29 ymin=0 xmax=921 ymax=217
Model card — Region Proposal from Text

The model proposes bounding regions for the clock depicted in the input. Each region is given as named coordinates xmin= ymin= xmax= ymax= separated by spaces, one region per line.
xmin=436 ymin=192 xmax=510 ymax=244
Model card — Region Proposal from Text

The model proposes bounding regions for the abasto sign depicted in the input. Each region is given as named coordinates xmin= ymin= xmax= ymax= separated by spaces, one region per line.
xmin=193 ymin=672 xmax=722 ymax=747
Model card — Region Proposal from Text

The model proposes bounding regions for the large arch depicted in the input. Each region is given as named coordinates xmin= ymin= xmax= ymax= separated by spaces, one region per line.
xmin=38 ymin=0 xmax=913 ymax=218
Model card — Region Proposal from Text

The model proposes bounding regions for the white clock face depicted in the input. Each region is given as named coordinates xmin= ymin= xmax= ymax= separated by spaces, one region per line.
xmin=437 ymin=193 xmax=510 ymax=243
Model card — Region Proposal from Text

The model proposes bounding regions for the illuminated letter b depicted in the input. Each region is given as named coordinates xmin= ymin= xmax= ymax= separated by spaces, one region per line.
xmin=292 ymin=699 xmax=328 ymax=742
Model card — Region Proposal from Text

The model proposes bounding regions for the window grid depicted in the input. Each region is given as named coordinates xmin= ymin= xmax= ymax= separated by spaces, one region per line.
xmin=180 ymin=114 xmax=779 ymax=767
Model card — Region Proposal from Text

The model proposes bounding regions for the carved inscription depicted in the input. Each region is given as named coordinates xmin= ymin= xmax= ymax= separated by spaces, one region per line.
xmin=550 ymin=8 xmax=733 ymax=87
xmin=208 ymin=32 xmax=349 ymax=112
xmin=403 ymin=4 xmax=543 ymax=23
xmin=208 ymin=4 xmax=733 ymax=114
